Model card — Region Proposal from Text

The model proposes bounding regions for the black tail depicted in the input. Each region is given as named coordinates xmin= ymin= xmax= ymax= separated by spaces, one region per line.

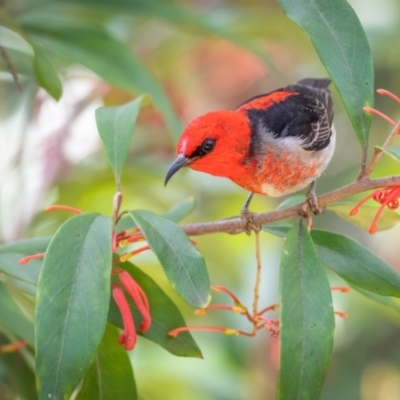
xmin=297 ymin=78 xmax=331 ymax=89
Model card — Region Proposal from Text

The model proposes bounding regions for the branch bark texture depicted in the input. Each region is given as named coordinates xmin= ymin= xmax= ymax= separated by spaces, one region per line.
xmin=181 ymin=175 xmax=400 ymax=236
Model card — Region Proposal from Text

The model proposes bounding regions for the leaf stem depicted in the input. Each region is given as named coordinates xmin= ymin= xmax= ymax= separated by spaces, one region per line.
xmin=364 ymin=118 xmax=400 ymax=177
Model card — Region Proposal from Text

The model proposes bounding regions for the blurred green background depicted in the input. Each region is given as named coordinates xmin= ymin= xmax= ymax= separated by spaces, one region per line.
xmin=1 ymin=0 xmax=400 ymax=399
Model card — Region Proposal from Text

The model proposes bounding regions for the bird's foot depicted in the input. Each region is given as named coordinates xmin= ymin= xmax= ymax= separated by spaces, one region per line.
xmin=306 ymin=181 xmax=325 ymax=215
xmin=240 ymin=208 xmax=261 ymax=236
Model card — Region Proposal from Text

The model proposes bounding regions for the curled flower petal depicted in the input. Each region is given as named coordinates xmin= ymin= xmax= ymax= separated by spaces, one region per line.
xmin=117 ymin=245 xmax=151 ymax=263
xmin=118 ymin=271 xmax=151 ymax=332
xmin=211 ymin=285 xmax=244 ymax=307
xmin=45 ymin=204 xmax=83 ymax=214
xmin=363 ymin=107 xmax=397 ymax=128
xmin=112 ymin=283 xmax=137 ymax=350
xmin=331 ymin=286 xmax=351 ymax=293
xmin=18 ymin=253 xmax=46 ymax=265
xmin=334 ymin=311 xmax=349 ymax=318
xmin=377 ymin=89 xmax=400 ymax=106
xmin=0 ymin=340 xmax=28 ymax=354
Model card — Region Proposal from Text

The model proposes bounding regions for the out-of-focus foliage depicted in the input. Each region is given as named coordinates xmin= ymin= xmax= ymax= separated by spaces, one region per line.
xmin=1 ymin=0 xmax=400 ymax=399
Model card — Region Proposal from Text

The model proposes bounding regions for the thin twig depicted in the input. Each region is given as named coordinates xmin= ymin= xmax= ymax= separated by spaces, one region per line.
xmin=364 ymin=118 xmax=400 ymax=176
xmin=180 ymin=175 xmax=400 ymax=236
xmin=252 ymin=232 xmax=262 ymax=333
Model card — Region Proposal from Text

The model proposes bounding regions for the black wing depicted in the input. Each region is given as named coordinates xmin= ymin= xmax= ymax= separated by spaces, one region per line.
xmin=246 ymin=78 xmax=334 ymax=152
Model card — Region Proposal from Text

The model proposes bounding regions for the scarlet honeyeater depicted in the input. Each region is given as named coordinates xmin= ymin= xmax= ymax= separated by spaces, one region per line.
xmin=165 ymin=78 xmax=335 ymax=207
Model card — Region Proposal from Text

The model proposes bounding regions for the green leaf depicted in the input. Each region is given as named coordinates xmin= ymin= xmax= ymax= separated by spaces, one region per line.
xmin=32 ymin=45 xmax=62 ymax=100
xmin=0 ymin=281 xmax=34 ymax=346
xmin=35 ymin=213 xmax=112 ymax=400
xmin=276 ymin=194 xmax=305 ymax=210
xmin=262 ymin=221 xmax=292 ymax=237
xmin=95 ymin=95 xmax=151 ymax=185
xmin=53 ymin=0 xmax=276 ymax=72
xmin=328 ymin=201 xmax=400 ymax=231
xmin=311 ymin=230 xmax=400 ymax=297
xmin=162 ymin=197 xmax=196 ymax=222
xmin=20 ymin=20 xmax=181 ymax=139
xmin=351 ymin=285 xmax=400 ymax=314
xmin=129 ymin=210 xmax=210 ymax=308
xmin=0 ymin=26 xmax=33 ymax=55
xmin=116 ymin=198 xmax=196 ymax=233
xmin=278 ymin=220 xmax=334 ymax=400
xmin=376 ymin=145 xmax=400 ymax=163
xmin=278 ymin=0 xmax=374 ymax=146
xmin=108 ymin=263 xmax=202 ymax=358
xmin=76 ymin=324 xmax=137 ymax=400
xmin=0 ymin=237 xmax=51 ymax=285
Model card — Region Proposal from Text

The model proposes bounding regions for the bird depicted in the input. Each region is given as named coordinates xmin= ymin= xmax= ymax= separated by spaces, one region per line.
xmin=165 ymin=78 xmax=335 ymax=224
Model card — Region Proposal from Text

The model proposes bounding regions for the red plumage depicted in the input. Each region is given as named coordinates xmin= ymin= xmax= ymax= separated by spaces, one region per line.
xmin=165 ymin=79 xmax=335 ymax=198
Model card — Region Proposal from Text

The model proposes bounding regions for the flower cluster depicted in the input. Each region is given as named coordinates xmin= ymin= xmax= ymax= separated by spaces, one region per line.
xmin=111 ymin=269 xmax=151 ymax=350
xmin=19 ymin=204 xmax=153 ymax=351
xmin=350 ymin=185 xmax=400 ymax=234
xmin=169 ymin=285 xmax=350 ymax=340
xmin=169 ymin=285 xmax=280 ymax=339
xmin=350 ymin=88 xmax=400 ymax=234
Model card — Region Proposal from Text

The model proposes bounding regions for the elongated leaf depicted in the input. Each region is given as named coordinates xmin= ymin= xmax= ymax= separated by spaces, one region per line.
xmin=129 ymin=210 xmax=210 ymax=308
xmin=277 ymin=194 xmax=305 ymax=210
xmin=77 ymin=324 xmax=137 ymax=400
xmin=262 ymin=225 xmax=400 ymax=298
xmin=0 ymin=281 xmax=34 ymax=346
xmin=376 ymin=145 xmax=400 ymax=163
xmin=162 ymin=197 xmax=196 ymax=222
xmin=312 ymin=230 xmax=400 ymax=297
xmin=328 ymin=201 xmax=400 ymax=231
xmin=278 ymin=220 xmax=334 ymax=400
xmin=95 ymin=96 xmax=150 ymax=185
xmin=0 ymin=237 xmax=50 ymax=285
xmin=108 ymin=263 xmax=202 ymax=358
xmin=278 ymin=0 xmax=374 ymax=146
xmin=351 ymin=285 xmax=400 ymax=314
xmin=116 ymin=198 xmax=196 ymax=233
xmin=262 ymin=221 xmax=292 ymax=237
xmin=20 ymin=20 xmax=181 ymax=138
xmin=56 ymin=0 xmax=276 ymax=71
xmin=0 ymin=26 xmax=33 ymax=55
xmin=32 ymin=45 xmax=62 ymax=100
xmin=35 ymin=213 xmax=112 ymax=400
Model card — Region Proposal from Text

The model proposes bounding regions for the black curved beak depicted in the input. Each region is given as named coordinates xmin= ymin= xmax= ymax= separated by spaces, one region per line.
xmin=164 ymin=154 xmax=190 ymax=186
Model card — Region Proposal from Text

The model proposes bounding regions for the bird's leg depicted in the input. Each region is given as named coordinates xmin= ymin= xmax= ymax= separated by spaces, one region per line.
xmin=306 ymin=180 xmax=325 ymax=215
xmin=240 ymin=192 xmax=260 ymax=235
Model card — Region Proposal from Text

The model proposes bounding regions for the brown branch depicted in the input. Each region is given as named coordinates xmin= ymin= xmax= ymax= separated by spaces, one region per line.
xmin=0 ymin=44 xmax=22 ymax=92
xmin=181 ymin=174 xmax=400 ymax=236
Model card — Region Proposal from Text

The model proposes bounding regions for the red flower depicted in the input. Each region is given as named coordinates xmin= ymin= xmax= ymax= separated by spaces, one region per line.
xmin=350 ymin=185 xmax=400 ymax=234
xmin=112 ymin=270 xmax=151 ymax=350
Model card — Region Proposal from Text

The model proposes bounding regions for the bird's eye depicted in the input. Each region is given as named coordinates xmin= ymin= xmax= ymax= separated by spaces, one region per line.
xmin=201 ymin=138 xmax=215 ymax=154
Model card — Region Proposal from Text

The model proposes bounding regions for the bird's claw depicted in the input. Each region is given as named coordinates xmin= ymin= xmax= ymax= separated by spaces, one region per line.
xmin=306 ymin=194 xmax=326 ymax=215
xmin=306 ymin=181 xmax=325 ymax=215
xmin=240 ymin=208 xmax=261 ymax=235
